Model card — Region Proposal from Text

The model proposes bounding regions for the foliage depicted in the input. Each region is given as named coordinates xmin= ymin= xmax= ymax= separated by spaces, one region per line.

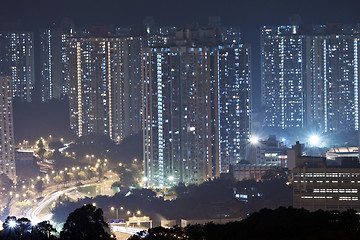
xmin=66 ymin=133 xmax=143 ymax=170
xmin=53 ymin=175 xmax=64 ymax=184
xmin=77 ymin=171 xmax=88 ymax=181
xmin=48 ymin=141 xmax=65 ymax=151
xmin=0 ymin=217 xmax=57 ymax=240
xmin=114 ymin=164 xmax=142 ymax=188
xmin=35 ymin=180 xmax=45 ymax=193
xmin=127 ymin=207 xmax=360 ymax=240
xmin=52 ymin=178 xmax=292 ymax=226
xmin=14 ymin=200 xmax=32 ymax=210
xmin=60 ymin=204 xmax=115 ymax=240
xmin=0 ymin=174 xmax=13 ymax=193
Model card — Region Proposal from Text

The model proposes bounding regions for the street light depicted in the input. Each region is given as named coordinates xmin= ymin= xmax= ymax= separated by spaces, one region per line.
xmin=111 ymin=207 xmax=119 ymax=219
xmin=309 ymin=134 xmax=320 ymax=147
xmin=249 ymin=136 xmax=259 ymax=144
xmin=8 ymin=220 xmax=17 ymax=228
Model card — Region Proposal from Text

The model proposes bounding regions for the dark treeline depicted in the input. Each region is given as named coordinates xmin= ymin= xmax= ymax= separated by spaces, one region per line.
xmin=129 ymin=207 xmax=360 ymax=240
xmin=0 ymin=204 xmax=114 ymax=240
xmin=2 ymin=205 xmax=360 ymax=240
xmin=52 ymin=178 xmax=292 ymax=225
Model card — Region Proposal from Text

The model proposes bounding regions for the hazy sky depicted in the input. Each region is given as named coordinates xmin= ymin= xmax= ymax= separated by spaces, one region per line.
xmin=2 ymin=0 xmax=360 ymax=108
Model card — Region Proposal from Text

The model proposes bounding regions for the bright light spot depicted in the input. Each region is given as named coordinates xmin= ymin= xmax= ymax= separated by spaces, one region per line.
xmin=142 ymin=177 xmax=148 ymax=182
xmin=8 ymin=220 xmax=17 ymax=228
xmin=309 ymin=135 xmax=320 ymax=147
xmin=281 ymin=138 xmax=286 ymax=142
xmin=168 ymin=176 xmax=174 ymax=181
xmin=249 ymin=136 xmax=259 ymax=144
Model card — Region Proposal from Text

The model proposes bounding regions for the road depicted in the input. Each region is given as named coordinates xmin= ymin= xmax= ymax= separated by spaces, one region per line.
xmin=26 ymin=176 xmax=117 ymax=223
xmin=13 ymin=175 xmax=142 ymax=238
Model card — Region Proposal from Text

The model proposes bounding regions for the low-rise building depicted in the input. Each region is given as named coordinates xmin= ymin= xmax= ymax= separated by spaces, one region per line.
xmin=326 ymin=147 xmax=358 ymax=162
xmin=247 ymin=135 xmax=288 ymax=167
xmin=293 ymin=142 xmax=360 ymax=212
xmin=233 ymin=163 xmax=277 ymax=182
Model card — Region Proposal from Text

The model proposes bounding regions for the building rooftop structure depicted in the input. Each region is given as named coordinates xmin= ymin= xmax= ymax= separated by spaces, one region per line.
xmin=326 ymin=147 xmax=358 ymax=161
xmin=293 ymin=142 xmax=360 ymax=212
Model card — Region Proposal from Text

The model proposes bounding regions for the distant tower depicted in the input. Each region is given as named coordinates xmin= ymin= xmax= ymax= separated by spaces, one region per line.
xmin=0 ymin=77 xmax=16 ymax=181
xmin=0 ymin=32 xmax=35 ymax=101
xmin=143 ymin=45 xmax=220 ymax=187
xmin=305 ymin=33 xmax=360 ymax=132
xmin=39 ymin=28 xmax=65 ymax=101
xmin=261 ymin=25 xmax=304 ymax=129
xmin=219 ymin=44 xmax=251 ymax=172
xmin=65 ymin=36 xmax=145 ymax=141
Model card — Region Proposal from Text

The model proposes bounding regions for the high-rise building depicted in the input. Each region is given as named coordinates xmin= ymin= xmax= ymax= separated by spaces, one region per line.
xmin=65 ymin=36 xmax=144 ymax=140
xmin=305 ymin=33 xmax=360 ymax=132
xmin=39 ymin=29 xmax=65 ymax=101
xmin=0 ymin=32 xmax=35 ymax=101
xmin=222 ymin=27 xmax=241 ymax=44
xmin=122 ymin=37 xmax=146 ymax=138
xmin=143 ymin=46 xmax=220 ymax=187
xmin=0 ymin=77 xmax=16 ymax=180
xmin=262 ymin=24 xmax=360 ymax=133
xmin=261 ymin=26 xmax=304 ymax=129
xmin=143 ymin=26 xmax=252 ymax=186
xmin=219 ymin=43 xmax=251 ymax=172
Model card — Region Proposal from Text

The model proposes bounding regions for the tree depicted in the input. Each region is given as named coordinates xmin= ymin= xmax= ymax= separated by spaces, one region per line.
xmin=0 ymin=174 xmax=13 ymax=192
xmin=53 ymin=175 xmax=64 ymax=184
xmin=60 ymin=204 xmax=115 ymax=240
xmin=1 ymin=216 xmax=57 ymax=240
xmin=35 ymin=180 xmax=45 ymax=193
xmin=34 ymin=221 xmax=57 ymax=240
xmin=48 ymin=141 xmax=64 ymax=151
xmin=77 ymin=171 xmax=88 ymax=181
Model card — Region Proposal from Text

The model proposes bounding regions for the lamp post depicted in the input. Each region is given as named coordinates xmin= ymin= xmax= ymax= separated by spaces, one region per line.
xmin=86 ymin=154 xmax=94 ymax=164
xmin=111 ymin=207 xmax=118 ymax=219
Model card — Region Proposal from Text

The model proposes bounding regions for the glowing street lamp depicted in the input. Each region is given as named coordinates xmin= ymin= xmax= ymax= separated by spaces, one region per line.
xmin=8 ymin=220 xmax=17 ymax=228
xmin=309 ymin=134 xmax=320 ymax=147
xmin=249 ymin=136 xmax=259 ymax=144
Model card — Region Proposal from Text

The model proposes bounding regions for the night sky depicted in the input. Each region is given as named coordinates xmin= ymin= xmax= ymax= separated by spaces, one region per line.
xmin=1 ymin=0 xmax=360 ymax=108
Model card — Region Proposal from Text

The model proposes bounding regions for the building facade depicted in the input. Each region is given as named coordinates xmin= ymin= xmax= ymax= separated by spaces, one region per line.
xmin=0 ymin=32 xmax=35 ymax=101
xmin=293 ymin=142 xmax=360 ymax=212
xmin=246 ymin=135 xmax=288 ymax=167
xmin=39 ymin=29 xmax=65 ymax=101
xmin=261 ymin=24 xmax=360 ymax=132
xmin=65 ymin=36 xmax=144 ymax=141
xmin=261 ymin=26 xmax=304 ymax=129
xmin=142 ymin=46 xmax=220 ymax=187
xmin=293 ymin=165 xmax=360 ymax=212
xmin=305 ymin=33 xmax=360 ymax=132
xmin=219 ymin=44 xmax=251 ymax=172
xmin=0 ymin=77 xmax=16 ymax=180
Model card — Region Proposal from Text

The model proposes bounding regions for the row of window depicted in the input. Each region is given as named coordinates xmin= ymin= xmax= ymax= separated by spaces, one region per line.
xmin=301 ymin=196 xmax=359 ymax=201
